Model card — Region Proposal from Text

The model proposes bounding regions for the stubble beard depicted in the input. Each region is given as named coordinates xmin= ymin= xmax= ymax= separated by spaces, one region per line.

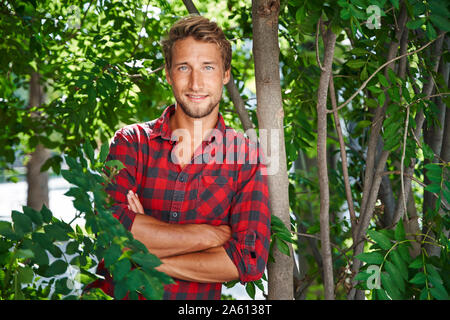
xmin=175 ymin=93 xmax=222 ymax=119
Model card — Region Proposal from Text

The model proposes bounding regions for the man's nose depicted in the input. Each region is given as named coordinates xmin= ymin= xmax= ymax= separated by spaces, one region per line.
xmin=189 ymin=69 xmax=203 ymax=91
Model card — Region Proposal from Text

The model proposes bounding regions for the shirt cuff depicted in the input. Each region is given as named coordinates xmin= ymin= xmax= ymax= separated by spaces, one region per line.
xmin=223 ymin=231 xmax=260 ymax=283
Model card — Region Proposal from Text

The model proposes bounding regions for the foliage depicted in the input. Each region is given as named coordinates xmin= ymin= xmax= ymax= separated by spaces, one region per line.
xmin=355 ymin=220 xmax=449 ymax=300
xmin=0 ymin=142 xmax=173 ymax=299
xmin=277 ymin=0 xmax=449 ymax=299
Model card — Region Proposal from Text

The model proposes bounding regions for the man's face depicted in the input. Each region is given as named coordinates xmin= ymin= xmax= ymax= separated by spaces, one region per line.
xmin=165 ymin=36 xmax=230 ymax=119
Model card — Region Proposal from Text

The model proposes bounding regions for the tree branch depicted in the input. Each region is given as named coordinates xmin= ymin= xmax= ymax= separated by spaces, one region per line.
xmin=329 ymin=74 xmax=357 ymax=233
xmin=315 ymin=25 xmax=336 ymax=300
xmin=316 ymin=17 xmax=325 ymax=72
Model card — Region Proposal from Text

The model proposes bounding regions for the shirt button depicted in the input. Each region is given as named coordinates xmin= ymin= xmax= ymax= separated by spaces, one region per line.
xmin=172 ymin=212 xmax=178 ymax=218
xmin=179 ymin=176 xmax=185 ymax=182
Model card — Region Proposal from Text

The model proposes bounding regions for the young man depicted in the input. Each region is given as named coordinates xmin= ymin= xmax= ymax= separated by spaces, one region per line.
xmin=93 ymin=15 xmax=271 ymax=300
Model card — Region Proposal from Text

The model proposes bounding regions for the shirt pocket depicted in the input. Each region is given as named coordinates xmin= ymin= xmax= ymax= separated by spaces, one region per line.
xmin=197 ymin=175 xmax=234 ymax=219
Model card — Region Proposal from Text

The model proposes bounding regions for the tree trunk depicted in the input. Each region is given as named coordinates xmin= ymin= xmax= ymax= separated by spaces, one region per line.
xmin=27 ymin=72 xmax=50 ymax=211
xmin=252 ymin=0 xmax=293 ymax=300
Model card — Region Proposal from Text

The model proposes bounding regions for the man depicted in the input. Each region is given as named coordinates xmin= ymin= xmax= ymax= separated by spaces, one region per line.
xmin=92 ymin=15 xmax=271 ymax=300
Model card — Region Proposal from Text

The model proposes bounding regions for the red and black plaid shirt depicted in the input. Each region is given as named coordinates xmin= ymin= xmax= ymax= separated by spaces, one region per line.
xmin=91 ymin=104 xmax=271 ymax=300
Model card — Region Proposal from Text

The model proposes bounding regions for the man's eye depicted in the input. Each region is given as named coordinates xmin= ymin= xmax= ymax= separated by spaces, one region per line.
xmin=178 ymin=66 xmax=188 ymax=71
xmin=204 ymin=66 xmax=214 ymax=71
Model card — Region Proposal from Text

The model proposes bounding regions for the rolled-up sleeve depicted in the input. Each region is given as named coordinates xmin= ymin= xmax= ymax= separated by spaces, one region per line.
xmin=104 ymin=128 xmax=138 ymax=231
xmin=223 ymin=146 xmax=271 ymax=283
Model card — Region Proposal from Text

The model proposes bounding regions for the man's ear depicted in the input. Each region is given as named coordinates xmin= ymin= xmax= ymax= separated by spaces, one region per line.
xmin=223 ymin=68 xmax=231 ymax=85
xmin=165 ymin=66 xmax=172 ymax=85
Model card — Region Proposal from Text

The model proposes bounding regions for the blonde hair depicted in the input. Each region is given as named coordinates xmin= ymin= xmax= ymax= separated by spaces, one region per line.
xmin=161 ymin=15 xmax=232 ymax=72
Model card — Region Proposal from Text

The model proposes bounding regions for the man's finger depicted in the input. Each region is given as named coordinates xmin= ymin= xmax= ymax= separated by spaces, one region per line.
xmin=127 ymin=191 xmax=138 ymax=212
xmin=132 ymin=193 xmax=145 ymax=214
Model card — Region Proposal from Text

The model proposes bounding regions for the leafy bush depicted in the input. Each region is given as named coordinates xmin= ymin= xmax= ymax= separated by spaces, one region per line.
xmin=0 ymin=142 xmax=172 ymax=300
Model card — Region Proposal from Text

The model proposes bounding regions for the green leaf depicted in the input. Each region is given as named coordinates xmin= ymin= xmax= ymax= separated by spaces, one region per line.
xmin=99 ymin=143 xmax=110 ymax=163
xmin=104 ymin=243 xmax=122 ymax=267
xmin=245 ymin=281 xmax=256 ymax=299
xmin=443 ymin=188 xmax=450 ymax=204
xmin=114 ymin=279 xmax=129 ymax=300
xmin=17 ymin=266 xmax=34 ymax=284
xmin=141 ymin=272 xmax=165 ymax=300
xmin=425 ymin=163 xmax=442 ymax=180
xmin=12 ymin=211 xmax=33 ymax=234
xmin=295 ymin=6 xmax=305 ymax=24
xmin=377 ymin=73 xmax=390 ymax=87
xmin=374 ymin=288 xmax=390 ymax=300
xmin=429 ymin=287 xmax=449 ymax=300
xmin=406 ymin=18 xmax=426 ymax=30
xmin=83 ymin=141 xmax=95 ymax=164
xmin=125 ymin=269 xmax=142 ymax=293
xmin=384 ymin=260 xmax=405 ymax=292
xmin=390 ymin=0 xmax=399 ymax=9
xmin=356 ymin=251 xmax=384 ymax=264
xmin=46 ymin=260 xmax=68 ymax=277
xmin=131 ymin=252 xmax=161 ymax=269
xmin=378 ymin=92 xmax=386 ymax=107
xmin=394 ymin=222 xmax=406 ymax=241
xmin=40 ymin=205 xmax=53 ymax=223
xmin=22 ymin=206 xmax=43 ymax=226
xmin=426 ymin=21 xmax=437 ymax=40
xmin=105 ymin=160 xmax=126 ymax=171
xmin=380 ymin=272 xmax=401 ymax=299
xmin=66 ymin=241 xmax=79 ymax=255
xmin=0 ymin=221 xmax=19 ymax=240
xmin=368 ymin=230 xmax=392 ymax=250
xmin=347 ymin=59 xmax=366 ymax=69
xmin=44 ymin=224 xmax=70 ymax=242
xmin=391 ymin=249 xmax=408 ymax=280
xmin=275 ymin=238 xmax=290 ymax=257
xmin=425 ymin=183 xmax=441 ymax=194
xmin=354 ymin=270 xmax=371 ymax=282
xmin=16 ymin=248 xmax=34 ymax=259
xmin=430 ymin=14 xmax=450 ymax=32
xmin=111 ymin=258 xmax=131 ymax=282
xmin=409 ymin=272 xmax=426 ymax=285
xmin=368 ymin=86 xmax=383 ymax=94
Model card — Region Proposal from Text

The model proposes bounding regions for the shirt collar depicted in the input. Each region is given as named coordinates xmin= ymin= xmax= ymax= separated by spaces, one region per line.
xmin=149 ymin=104 xmax=227 ymax=144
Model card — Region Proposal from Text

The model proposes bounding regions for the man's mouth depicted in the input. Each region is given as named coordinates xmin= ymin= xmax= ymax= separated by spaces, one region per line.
xmin=186 ymin=94 xmax=208 ymax=101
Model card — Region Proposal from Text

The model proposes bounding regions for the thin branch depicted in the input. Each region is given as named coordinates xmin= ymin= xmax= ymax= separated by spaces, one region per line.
xmin=400 ymin=105 xmax=410 ymax=219
xmin=316 ymin=17 xmax=325 ymax=72
xmin=381 ymin=171 xmax=426 ymax=188
xmin=127 ymin=65 xmax=164 ymax=80
xmin=327 ymin=33 xmax=445 ymax=114
xmin=316 ymin=26 xmax=337 ymax=300
xmin=329 ymin=74 xmax=357 ymax=232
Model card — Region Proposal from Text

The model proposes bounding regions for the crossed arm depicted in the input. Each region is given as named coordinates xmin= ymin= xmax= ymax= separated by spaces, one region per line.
xmin=127 ymin=190 xmax=239 ymax=283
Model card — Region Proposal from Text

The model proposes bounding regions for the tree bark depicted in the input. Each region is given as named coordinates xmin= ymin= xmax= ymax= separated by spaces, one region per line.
xmin=26 ymin=72 xmax=50 ymax=211
xmin=252 ymin=0 xmax=293 ymax=300
xmin=315 ymin=26 xmax=336 ymax=300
